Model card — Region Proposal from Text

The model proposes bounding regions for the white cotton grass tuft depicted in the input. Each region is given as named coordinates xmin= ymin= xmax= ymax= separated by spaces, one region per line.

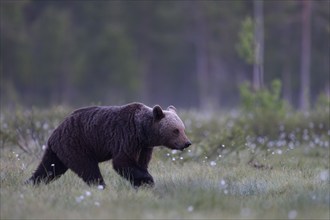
xmin=171 ymin=150 xmax=178 ymax=154
xmin=187 ymin=205 xmax=194 ymax=212
xmin=43 ymin=123 xmax=49 ymax=130
xmin=288 ymin=210 xmax=298 ymax=219
xmin=75 ymin=195 xmax=84 ymax=203
xmin=85 ymin=191 xmax=91 ymax=197
xmin=319 ymin=170 xmax=329 ymax=181
xmin=220 ymin=179 xmax=226 ymax=186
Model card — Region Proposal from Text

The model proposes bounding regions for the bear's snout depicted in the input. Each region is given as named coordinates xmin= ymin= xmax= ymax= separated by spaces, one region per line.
xmin=184 ymin=141 xmax=191 ymax=148
xmin=177 ymin=140 xmax=191 ymax=151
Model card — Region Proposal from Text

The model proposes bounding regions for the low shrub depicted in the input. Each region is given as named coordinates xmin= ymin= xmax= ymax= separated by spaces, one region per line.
xmin=1 ymin=94 xmax=328 ymax=165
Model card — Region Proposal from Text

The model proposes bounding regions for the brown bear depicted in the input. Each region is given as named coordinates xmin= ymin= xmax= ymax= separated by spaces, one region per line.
xmin=27 ymin=103 xmax=191 ymax=188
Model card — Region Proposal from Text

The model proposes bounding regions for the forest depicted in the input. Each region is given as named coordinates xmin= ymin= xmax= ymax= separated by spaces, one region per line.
xmin=1 ymin=1 xmax=330 ymax=219
xmin=1 ymin=0 xmax=329 ymax=110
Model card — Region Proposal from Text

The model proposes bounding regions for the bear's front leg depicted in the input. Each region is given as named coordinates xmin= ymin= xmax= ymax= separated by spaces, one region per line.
xmin=116 ymin=166 xmax=154 ymax=188
xmin=138 ymin=147 xmax=153 ymax=170
xmin=113 ymin=158 xmax=154 ymax=188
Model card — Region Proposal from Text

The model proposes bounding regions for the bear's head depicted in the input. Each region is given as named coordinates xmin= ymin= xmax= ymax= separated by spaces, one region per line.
xmin=152 ymin=105 xmax=191 ymax=151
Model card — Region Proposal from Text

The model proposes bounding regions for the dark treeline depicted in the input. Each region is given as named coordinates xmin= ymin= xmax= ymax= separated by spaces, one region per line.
xmin=1 ymin=0 xmax=329 ymax=110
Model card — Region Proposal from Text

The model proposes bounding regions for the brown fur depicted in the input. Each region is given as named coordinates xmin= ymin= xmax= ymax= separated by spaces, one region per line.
xmin=27 ymin=103 xmax=191 ymax=187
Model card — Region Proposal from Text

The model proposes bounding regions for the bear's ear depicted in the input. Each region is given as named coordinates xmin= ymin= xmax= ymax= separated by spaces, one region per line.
xmin=153 ymin=105 xmax=165 ymax=121
xmin=167 ymin=105 xmax=176 ymax=113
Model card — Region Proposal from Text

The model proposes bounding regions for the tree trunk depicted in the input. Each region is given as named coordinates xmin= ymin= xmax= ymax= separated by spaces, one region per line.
xmin=282 ymin=63 xmax=292 ymax=105
xmin=253 ymin=0 xmax=264 ymax=90
xmin=138 ymin=3 xmax=153 ymax=104
xmin=193 ymin=2 xmax=211 ymax=111
xmin=299 ymin=0 xmax=312 ymax=111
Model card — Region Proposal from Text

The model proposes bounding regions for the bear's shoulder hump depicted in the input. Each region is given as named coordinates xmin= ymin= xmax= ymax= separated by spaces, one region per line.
xmin=71 ymin=106 xmax=99 ymax=115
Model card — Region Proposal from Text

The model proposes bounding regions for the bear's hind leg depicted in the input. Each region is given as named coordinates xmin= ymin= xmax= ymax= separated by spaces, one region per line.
xmin=27 ymin=148 xmax=68 ymax=185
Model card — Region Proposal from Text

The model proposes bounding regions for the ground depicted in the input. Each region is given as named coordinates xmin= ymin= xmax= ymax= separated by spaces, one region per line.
xmin=0 ymin=106 xmax=329 ymax=219
xmin=0 ymin=146 xmax=329 ymax=219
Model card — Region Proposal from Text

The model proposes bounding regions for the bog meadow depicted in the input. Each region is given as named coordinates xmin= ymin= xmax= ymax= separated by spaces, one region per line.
xmin=1 ymin=1 xmax=329 ymax=219
xmin=1 ymin=88 xmax=329 ymax=219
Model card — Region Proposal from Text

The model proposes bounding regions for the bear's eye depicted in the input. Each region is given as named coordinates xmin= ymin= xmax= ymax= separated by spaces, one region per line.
xmin=173 ymin=129 xmax=180 ymax=135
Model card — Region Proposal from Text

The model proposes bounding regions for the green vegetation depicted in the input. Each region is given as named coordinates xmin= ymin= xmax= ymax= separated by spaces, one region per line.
xmin=0 ymin=143 xmax=329 ymax=219
xmin=236 ymin=16 xmax=255 ymax=65
xmin=0 ymin=102 xmax=329 ymax=219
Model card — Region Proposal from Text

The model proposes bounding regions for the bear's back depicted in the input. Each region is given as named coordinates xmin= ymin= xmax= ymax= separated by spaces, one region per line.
xmin=68 ymin=103 xmax=146 ymax=134
xmin=48 ymin=103 xmax=149 ymax=162
xmin=71 ymin=102 xmax=145 ymax=116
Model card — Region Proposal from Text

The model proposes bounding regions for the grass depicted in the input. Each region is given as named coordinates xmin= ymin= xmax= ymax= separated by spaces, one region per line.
xmin=0 ymin=106 xmax=329 ymax=219
xmin=1 ymin=146 xmax=329 ymax=219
